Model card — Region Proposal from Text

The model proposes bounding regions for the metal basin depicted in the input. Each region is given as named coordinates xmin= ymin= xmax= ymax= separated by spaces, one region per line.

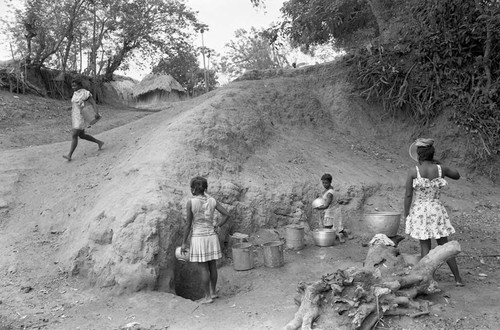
xmin=364 ymin=212 xmax=401 ymax=237
xmin=313 ymin=229 xmax=336 ymax=247
xmin=312 ymin=197 xmax=326 ymax=209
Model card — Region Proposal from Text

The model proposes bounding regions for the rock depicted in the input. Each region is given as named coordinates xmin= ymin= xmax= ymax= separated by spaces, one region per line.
xmin=120 ymin=322 xmax=141 ymax=329
xmin=0 ymin=198 xmax=8 ymax=209
xmin=21 ymin=286 xmax=33 ymax=293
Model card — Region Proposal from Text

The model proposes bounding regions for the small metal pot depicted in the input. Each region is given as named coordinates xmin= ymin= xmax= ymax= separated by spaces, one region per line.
xmin=175 ymin=246 xmax=190 ymax=262
xmin=312 ymin=229 xmax=336 ymax=247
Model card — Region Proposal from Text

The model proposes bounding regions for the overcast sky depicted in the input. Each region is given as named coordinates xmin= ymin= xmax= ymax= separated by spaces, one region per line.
xmin=187 ymin=0 xmax=284 ymax=53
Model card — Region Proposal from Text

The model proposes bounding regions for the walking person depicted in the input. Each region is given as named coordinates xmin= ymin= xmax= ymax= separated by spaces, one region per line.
xmin=181 ymin=176 xmax=230 ymax=304
xmin=404 ymin=138 xmax=464 ymax=286
xmin=63 ymin=79 xmax=104 ymax=161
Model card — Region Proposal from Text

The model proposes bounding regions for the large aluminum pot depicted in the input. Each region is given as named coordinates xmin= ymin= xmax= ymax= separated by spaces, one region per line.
xmin=364 ymin=212 xmax=401 ymax=237
xmin=313 ymin=229 xmax=336 ymax=247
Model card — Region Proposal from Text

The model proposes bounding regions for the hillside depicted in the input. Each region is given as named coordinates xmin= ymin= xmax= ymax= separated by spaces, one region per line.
xmin=0 ymin=60 xmax=499 ymax=330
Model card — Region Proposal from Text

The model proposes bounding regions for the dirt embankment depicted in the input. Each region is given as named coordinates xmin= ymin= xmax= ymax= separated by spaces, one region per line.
xmin=0 ymin=61 xmax=499 ymax=330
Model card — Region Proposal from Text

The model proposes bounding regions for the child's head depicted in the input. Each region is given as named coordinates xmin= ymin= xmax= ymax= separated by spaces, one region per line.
xmin=321 ymin=173 xmax=332 ymax=189
xmin=190 ymin=176 xmax=208 ymax=195
xmin=71 ymin=78 xmax=83 ymax=90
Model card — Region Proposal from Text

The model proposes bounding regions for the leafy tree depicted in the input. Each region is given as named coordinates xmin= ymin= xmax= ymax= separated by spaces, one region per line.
xmin=152 ymin=42 xmax=218 ymax=96
xmin=280 ymin=0 xmax=379 ymax=50
xmin=350 ymin=0 xmax=500 ymax=165
xmin=153 ymin=42 xmax=199 ymax=87
xmin=100 ymin=0 xmax=198 ymax=80
xmin=220 ymin=27 xmax=289 ymax=80
xmin=9 ymin=0 xmax=87 ymax=67
xmin=191 ymin=68 xmax=217 ymax=95
xmin=8 ymin=0 xmax=200 ymax=81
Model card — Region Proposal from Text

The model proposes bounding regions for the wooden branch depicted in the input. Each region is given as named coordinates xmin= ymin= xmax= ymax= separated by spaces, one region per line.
xmin=409 ymin=310 xmax=429 ymax=318
xmin=285 ymin=242 xmax=461 ymax=330
xmin=359 ymin=311 xmax=379 ymax=330
xmin=399 ymin=241 xmax=461 ymax=289
xmin=351 ymin=303 xmax=376 ymax=329
xmin=284 ymin=280 xmax=330 ymax=330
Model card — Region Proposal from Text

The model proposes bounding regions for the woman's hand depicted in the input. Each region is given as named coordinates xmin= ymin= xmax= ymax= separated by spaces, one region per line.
xmin=214 ymin=225 xmax=220 ymax=235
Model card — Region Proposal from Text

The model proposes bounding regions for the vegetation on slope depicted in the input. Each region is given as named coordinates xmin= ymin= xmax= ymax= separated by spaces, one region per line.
xmin=274 ymin=0 xmax=500 ymax=175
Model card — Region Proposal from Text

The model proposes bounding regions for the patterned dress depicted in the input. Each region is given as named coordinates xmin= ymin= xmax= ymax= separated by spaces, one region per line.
xmin=405 ymin=165 xmax=456 ymax=240
xmin=189 ymin=195 xmax=222 ymax=262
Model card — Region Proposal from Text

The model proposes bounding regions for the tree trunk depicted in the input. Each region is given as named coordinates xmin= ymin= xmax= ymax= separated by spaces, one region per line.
xmin=62 ymin=32 xmax=74 ymax=72
xmin=103 ymin=41 xmax=134 ymax=81
xmin=23 ymin=21 xmax=37 ymax=65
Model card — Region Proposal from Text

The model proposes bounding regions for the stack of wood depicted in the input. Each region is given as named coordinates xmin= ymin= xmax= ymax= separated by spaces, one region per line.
xmin=0 ymin=67 xmax=45 ymax=96
xmin=284 ymin=240 xmax=461 ymax=330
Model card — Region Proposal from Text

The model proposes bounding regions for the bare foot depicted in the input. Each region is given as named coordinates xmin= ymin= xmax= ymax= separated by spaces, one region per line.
xmin=200 ymin=297 xmax=214 ymax=304
xmin=98 ymin=141 xmax=104 ymax=150
xmin=341 ymin=229 xmax=353 ymax=240
xmin=63 ymin=155 xmax=72 ymax=161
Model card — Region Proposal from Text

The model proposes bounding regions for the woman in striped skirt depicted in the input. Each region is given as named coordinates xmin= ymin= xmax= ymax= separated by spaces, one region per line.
xmin=181 ymin=176 xmax=230 ymax=304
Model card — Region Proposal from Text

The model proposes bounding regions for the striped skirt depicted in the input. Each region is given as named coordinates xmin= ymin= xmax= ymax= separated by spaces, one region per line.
xmin=189 ymin=233 xmax=222 ymax=262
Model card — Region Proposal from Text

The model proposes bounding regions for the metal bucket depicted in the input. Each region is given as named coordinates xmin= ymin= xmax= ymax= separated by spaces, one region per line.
xmin=286 ymin=225 xmax=305 ymax=250
xmin=312 ymin=229 xmax=336 ymax=247
xmin=262 ymin=241 xmax=284 ymax=268
xmin=232 ymin=243 xmax=254 ymax=271
xmin=175 ymin=246 xmax=190 ymax=263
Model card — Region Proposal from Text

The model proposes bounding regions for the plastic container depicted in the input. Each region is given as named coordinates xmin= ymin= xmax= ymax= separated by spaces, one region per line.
xmin=232 ymin=243 xmax=254 ymax=271
xmin=286 ymin=225 xmax=305 ymax=250
xmin=262 ymin=241 xmax=284 ymax=268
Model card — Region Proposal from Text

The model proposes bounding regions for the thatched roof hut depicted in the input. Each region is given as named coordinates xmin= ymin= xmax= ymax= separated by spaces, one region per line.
xmin=133 ymin=73 xmax=185 ymax=104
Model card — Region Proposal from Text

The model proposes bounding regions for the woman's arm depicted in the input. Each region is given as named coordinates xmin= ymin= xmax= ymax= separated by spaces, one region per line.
xmin=87 ymin=96 xmax=100 ymax=117
xmin=181 ymin=200 xmax=193 ymax=250
xmin=403 ymin=169 xmax=415 ymax=218
xmin=442 ymin=166 xmax=460 ymax=180
xmin=214 ymin=200 xmax=229 ymax=227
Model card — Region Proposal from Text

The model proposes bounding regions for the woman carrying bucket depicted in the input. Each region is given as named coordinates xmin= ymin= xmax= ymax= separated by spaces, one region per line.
xmin=181 ymin=176 xmax=230 ymax=304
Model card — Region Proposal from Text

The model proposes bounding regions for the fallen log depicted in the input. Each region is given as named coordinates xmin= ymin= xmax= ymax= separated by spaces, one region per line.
xmin=285 ymin=240 xmax=462 ymax=330
xmin=398 ymin=240 xmax=461 ymax=289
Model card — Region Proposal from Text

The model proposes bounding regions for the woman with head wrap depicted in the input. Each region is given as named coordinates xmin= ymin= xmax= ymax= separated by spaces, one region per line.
xmin=404 ymin=138 xmax=464 ymax=286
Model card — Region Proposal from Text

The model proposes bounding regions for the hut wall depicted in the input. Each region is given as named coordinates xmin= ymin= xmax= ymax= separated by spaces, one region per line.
xmin=136 ymin=89 xmax=184 ymax=104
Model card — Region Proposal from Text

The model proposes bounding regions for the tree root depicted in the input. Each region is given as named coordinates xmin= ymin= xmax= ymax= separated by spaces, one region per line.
xmin=283 ymin=280 xmax=330 ymax=330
